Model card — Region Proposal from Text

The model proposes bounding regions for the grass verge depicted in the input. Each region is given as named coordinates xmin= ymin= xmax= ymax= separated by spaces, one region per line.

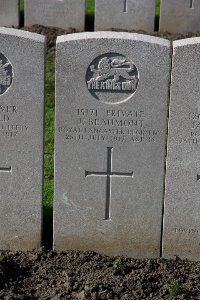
xmin=43 ymin=51 xmax=55 ymax=245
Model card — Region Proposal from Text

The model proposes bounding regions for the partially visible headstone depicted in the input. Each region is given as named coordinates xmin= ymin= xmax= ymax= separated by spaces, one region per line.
xmin=163 ymin=38 xmax=200 ymax=261
xmin=54 ymin=32 xmax=171 ymax=258
xmin=24 ymin=0 xmax=85 ymax=31
xmin=0 ymin=28 xmax=45 ymax=250
xmin=95 ymin=0 xmax=155 ymax=31
xmin=160 ymin=0 xmax=200 ymax=33
xmin=0 ymin=0 xmax=19 ymax=27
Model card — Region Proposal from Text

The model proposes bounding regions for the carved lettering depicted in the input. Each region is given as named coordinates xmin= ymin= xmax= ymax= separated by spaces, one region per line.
xmin=175 ymin=227 xmax=199 ymax=234
xmin=76 ymin=109 xmax=98 ymax=117
xmin=59 ymin=108 xmax=162 ymax=144
xmin=0 ymin=105 xmax=17 ymax=113
xmin=107 ymin=110 xmax=144 ymax=118
xmin=175 ymin=110 xmax=200 ymax=145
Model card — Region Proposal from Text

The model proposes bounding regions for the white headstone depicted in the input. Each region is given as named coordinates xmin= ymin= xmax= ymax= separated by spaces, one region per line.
xmin=24 ymin=0 xmax=85 ymax=31
xmin=0 ymin=0 xmax=19 ymax=27
xmin=160 ymin=0 xmax=200 ymax=33
xmin=95 ymin=0 xmax=155 ymax=31
xmin=54 ymin=32 xmax=171 ymax=258
xmin=0 ymin=28 xmax=45 ymax=250
xmin=163 ymin=38 xmax=200 ymax=261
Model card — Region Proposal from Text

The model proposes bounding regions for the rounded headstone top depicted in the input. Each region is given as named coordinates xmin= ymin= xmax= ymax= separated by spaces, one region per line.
xmin=0 ymin=27 xmax=45 ymax=43
xmin=56 ymin=32 xmax=170 ymax=47
xmin=173 ymin=37 xmax=200 ymax=48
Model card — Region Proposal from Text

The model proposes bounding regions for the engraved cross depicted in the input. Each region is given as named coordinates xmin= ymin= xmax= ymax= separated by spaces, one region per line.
xmin=190 ymin=0 xmax=194 ymax=8
xmin=85 ymin=147 xmax=133 ymax=220
xmin=123 ymin=0 xmax=128 ymax=12
xmin=0 ymin=166 xmax=12 ymax=174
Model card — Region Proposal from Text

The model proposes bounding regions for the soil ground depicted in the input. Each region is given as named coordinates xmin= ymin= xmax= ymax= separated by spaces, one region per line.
xmin=0 ymin=247 xmax=200 ymax=299
xmin=1 ymin=26 xmax=200 ymax=299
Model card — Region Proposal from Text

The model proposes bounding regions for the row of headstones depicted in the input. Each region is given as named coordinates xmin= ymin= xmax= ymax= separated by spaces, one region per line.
xmin=0 ymin=27 xmax=199 ymax=261
xmin=1 ymin=0 xmax=200 ymax=33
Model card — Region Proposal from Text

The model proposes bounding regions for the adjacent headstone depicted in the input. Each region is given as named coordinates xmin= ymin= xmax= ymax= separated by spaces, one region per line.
xmin=0 ymin=28 xmax=45 ymax=250
xmin=160 ymin=0 xmax=200 ymax=33
xmin=0 ymin=0 xmax=19 ymax=27
xmin=163 ymin=38 xmax=200 ymax=261
xmin=95 ymin=0 xmax=155 ymax=31
xmin=24 ymin=0 xmax=85 ymax=31
xmin=54 ymin=32 xmax=171 ymax=257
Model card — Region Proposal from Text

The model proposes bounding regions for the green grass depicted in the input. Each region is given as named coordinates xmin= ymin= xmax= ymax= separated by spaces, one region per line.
xmin=167 ymin=278 xmax=183 ymax=297
xmin=86 ymin=0 xmax=95 ymax=17
xmin=113 ymin=257 xmax=126 ymax=274
xmin=44 ymin=52 xmax=55 ymax=210
xmin=156 ymin=0 xmax=160 ymax=17
xmin=20 ymin=0 xmax=24 ymax=14
xmin=43 ymin=51 xmax=55 ymax=239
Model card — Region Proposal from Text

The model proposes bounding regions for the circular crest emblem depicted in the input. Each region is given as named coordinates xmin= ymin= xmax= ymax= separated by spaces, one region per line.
xmin=86 ymin=53 xmax=139 ymax=104
xmin=0 ymin=53 xmax=13 ymax=96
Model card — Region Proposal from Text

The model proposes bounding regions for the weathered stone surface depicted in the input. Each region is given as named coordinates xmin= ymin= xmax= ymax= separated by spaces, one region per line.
xmin=54 ymin=32 xmax=171 ymax=258
xmin=160 ymin=0 xmax=200 ymax=33
xmin=0 ymin=0 xmax=19 ymax=27
xmin=163 ymin=38 xmax=200 ymax=261
xmin=0 ymin=28 xmax=45 ymax=250
xmin=95 ymin=0 xmax=155 ymax=31
xmin=24 ymin=0 xmax=85 ymax=31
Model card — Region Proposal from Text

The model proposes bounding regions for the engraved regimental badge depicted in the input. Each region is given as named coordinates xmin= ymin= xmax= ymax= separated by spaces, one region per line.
xmin=0 ymin=53 xmax=13 ymax=96
xmin=86 ymin=53 xmax=139 ymax=104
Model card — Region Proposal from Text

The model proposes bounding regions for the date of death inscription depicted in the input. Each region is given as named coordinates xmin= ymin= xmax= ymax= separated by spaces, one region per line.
xmin=58 ymin=108 xmax=164 ymax=144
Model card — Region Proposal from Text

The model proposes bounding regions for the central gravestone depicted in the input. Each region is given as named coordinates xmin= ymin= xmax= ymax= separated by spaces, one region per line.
xmin=54 ymin=32 xmax=171 ymax=257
